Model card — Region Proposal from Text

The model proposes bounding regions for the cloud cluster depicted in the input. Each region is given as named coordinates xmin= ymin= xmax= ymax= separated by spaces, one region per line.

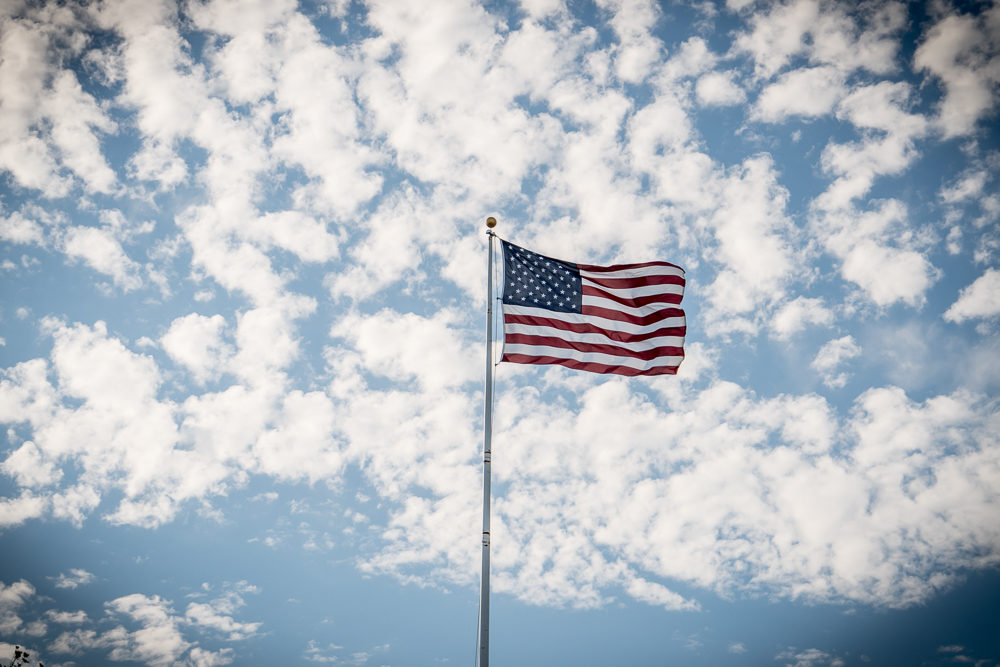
xmin=0 ymin=315 xmax=348 ymax=527
xmin=0 ymin=574 xmax=260 ymax=666
xmin=357 ymin=375 xmax=1000 ymax=609
xmin=1 ymin=0 xmax=999 ymax=629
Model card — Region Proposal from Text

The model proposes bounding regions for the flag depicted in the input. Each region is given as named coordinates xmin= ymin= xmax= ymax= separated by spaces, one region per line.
xmin=499 ymin=239 xmax=685 ymax=376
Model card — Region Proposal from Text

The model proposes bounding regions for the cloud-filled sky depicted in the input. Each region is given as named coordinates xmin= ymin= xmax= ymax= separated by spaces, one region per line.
xmin=1 ymin=0 xmax=999 ymax=664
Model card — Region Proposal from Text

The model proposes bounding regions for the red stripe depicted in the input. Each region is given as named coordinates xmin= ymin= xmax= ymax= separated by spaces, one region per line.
xmin=503 ymin=313 xmax=687 ymax=342
xmin=580 ymin=304 xmax=686 ymax=326
xmin=577 ymin=260 xmax=684 ymax=272
xmin=501 ymin=353 xmax=681 ymax=376
xmin=582 ymin=274 xmax=685 ymax=289
xmin=583 ymin=284 xmax=683 ymax=307
xmin=504 ymin=333 xmax=684 ymax=361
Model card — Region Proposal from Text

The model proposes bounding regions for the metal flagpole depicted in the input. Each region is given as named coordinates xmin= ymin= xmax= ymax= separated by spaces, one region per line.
xmin=479 ymin=216 xmax=497 ymax=667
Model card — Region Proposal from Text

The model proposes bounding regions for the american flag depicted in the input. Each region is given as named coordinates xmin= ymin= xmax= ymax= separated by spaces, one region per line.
xmin=499 ymin=239 xmax=686 ymax=376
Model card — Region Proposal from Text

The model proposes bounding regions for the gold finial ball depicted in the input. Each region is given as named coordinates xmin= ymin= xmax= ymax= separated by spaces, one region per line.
xmin=485 ymin=216 xmax=497 ymax=228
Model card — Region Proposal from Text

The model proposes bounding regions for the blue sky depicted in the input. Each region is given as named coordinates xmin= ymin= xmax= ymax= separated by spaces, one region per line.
xmin=1 ymin=0 xmax=999 ymax=665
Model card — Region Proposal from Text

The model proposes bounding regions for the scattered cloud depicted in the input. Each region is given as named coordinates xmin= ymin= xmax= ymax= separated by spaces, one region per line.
xmin=772 ymin=297 xmax=835 ymax=339
xmin=944 ymin=268 xmax=1000 ymax=323
xmin=696 ymin=70 xmax=747 ymax=106
xmin=811 ymin=335 xmax=861 ymax=388
xmin=0 ymin=580 xmax=35 ymax=635
xmin=776 ymin=646 xmax=846 ymax=667
xmin=52 ymin=568 xmax=95 ymax=590
xmin=0 ymin=0 xmax=999 ymax=664
xmin=43 ymin=583 xmax=257 ymax=666
xmin=915 ymin=6 xmax=1000 ymax=138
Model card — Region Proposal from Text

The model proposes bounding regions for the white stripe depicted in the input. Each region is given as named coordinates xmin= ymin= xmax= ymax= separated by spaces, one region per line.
xmin=504 ymin=322 xmax=684 ymax=352
xmin=503 ymin=304 xmax=686 ymax=334
xmin=502 ymin=343 xmax=684 ymax=371
xmin=582 ymin=276 xmax=684 ymax=299
xmin=580 ymin=265 xmax=684 ymax=280
xmin=582 ymin=294 xmax=673 ymax=318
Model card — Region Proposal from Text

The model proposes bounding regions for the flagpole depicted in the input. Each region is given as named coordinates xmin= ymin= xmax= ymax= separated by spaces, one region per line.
xmin=479 ymin=216 xmax=497 ymax=667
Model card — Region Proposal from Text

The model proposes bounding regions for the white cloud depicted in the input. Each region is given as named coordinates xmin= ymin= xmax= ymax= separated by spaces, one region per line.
xmin=177 ymin=207 xmax=286 ymax=307
xmin=44 ymin=68 xmax=118 ymax=193
xmin=46 ymin=589 xmax=243 ymax=667
xmin=661 ymin=35 xmax=716 ymax=80
xmin=249 ymin=211 xmax=340 ymax=263
xmin=252 ymin=390 xmax=344 ymax=483
xmin=629 ymin=96 xmax=801 ymax=333
xmin=0 ymin=321 xmax=190 ymax=526
xmin=1 ymin=1 xmax=999 ymax=652
xmin=696 ymin=70 xmax=746 ymax=106
xmin=62 ymin=225 xmax=144 ymax=291
xmin=52 ymin=568 xmax=95 ymax=590
xmin=0 ymin=492 xmax=47 ymax=528
xmin=0 ymin=211 xmax=46 ymax=246
xmin=330 ymin=308 xmax=479 ymax=391
xmin=0 ymin=580 xmax=34 ymax=608
xmin=0 ymin=305 xmax=357 ymax=529
xmin=624 ymin=574 xmax=699 ymax=610
xmin=734 ymin=0 xmax=905 ymax=79
xmin=837 ymin=80 xmax=928 ymax=135
xmin=944 ymin=268 xmax=1000 ymax=322
xmin=2 ymin=440 xmax=60 ymax=487
xmin=772 ymin=297 xmax=835 ymax=339
xmin=349 ymin=374 xmax=1000 ymax=609
xmin=811 ymin=335 xmax=861 ymax=388
xmin=89 ymin=0 xmax=205 ymax=145
xmin=46 ymin=319 xmax=162 ymax=410
xmin=206 ymin=5 xmax=381 ymax=218
xmin=753 ymin=66 xmax=845 ymax=121
xmin=702 ymin=155 xmax=798 ymax=326
xmin=776 ymin=647 xmax=846 ymax=667
xmin=184 ymin=583 xmax=261 ymax=642
xmin=0 ymin=6 xmax=116 ymax=197
xmin=915 ymin=7 xmax=1000 ymax=138
xmin=128 ymin=139 xmax=188 ymax=189
xmin=324 ymin=187 xmax=456 ymax=302
xmin=734 ymin=0 xmax=825 ymax=78
xmin=50 ymin=483 xmax=101 ymax=526
xmin=596 ymin=0 xmax=662 ymax=84
xmin=231 ymin=298 xmax=315 ymax=386
xmin=939 ymin=168 xmax=989 ymax=204
xmin=838 ymin=239 xmax=937 ymax=308
xmin=105 ymin=595 xmax=191 ymax=666
xmin=0 ymin=580 xmax=35 ymax=636
xmin=811 ymin=199 xmax=939 ymax=307
xmin=161 ymin=313 xmax=232 ymax=385
xmin=813 ymin=81 xmax=928 ymax=212
xmin=46 ymin=609 xmax=89 ymax=624
xmin=356 ymin=0 xmax=558 ymax=203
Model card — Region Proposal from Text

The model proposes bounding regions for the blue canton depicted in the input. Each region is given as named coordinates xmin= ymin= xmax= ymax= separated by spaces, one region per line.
xmin=501 ymin=240 xmax=582 ymax=314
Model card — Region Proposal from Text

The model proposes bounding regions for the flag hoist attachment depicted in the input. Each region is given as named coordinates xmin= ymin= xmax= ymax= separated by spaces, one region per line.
xmin=478 ymin=216 xmax=497 ymax=667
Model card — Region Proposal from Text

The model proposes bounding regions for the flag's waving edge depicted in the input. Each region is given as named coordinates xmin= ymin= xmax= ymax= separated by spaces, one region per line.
xmin=498 ymin=239 xmax=686 ymax=377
